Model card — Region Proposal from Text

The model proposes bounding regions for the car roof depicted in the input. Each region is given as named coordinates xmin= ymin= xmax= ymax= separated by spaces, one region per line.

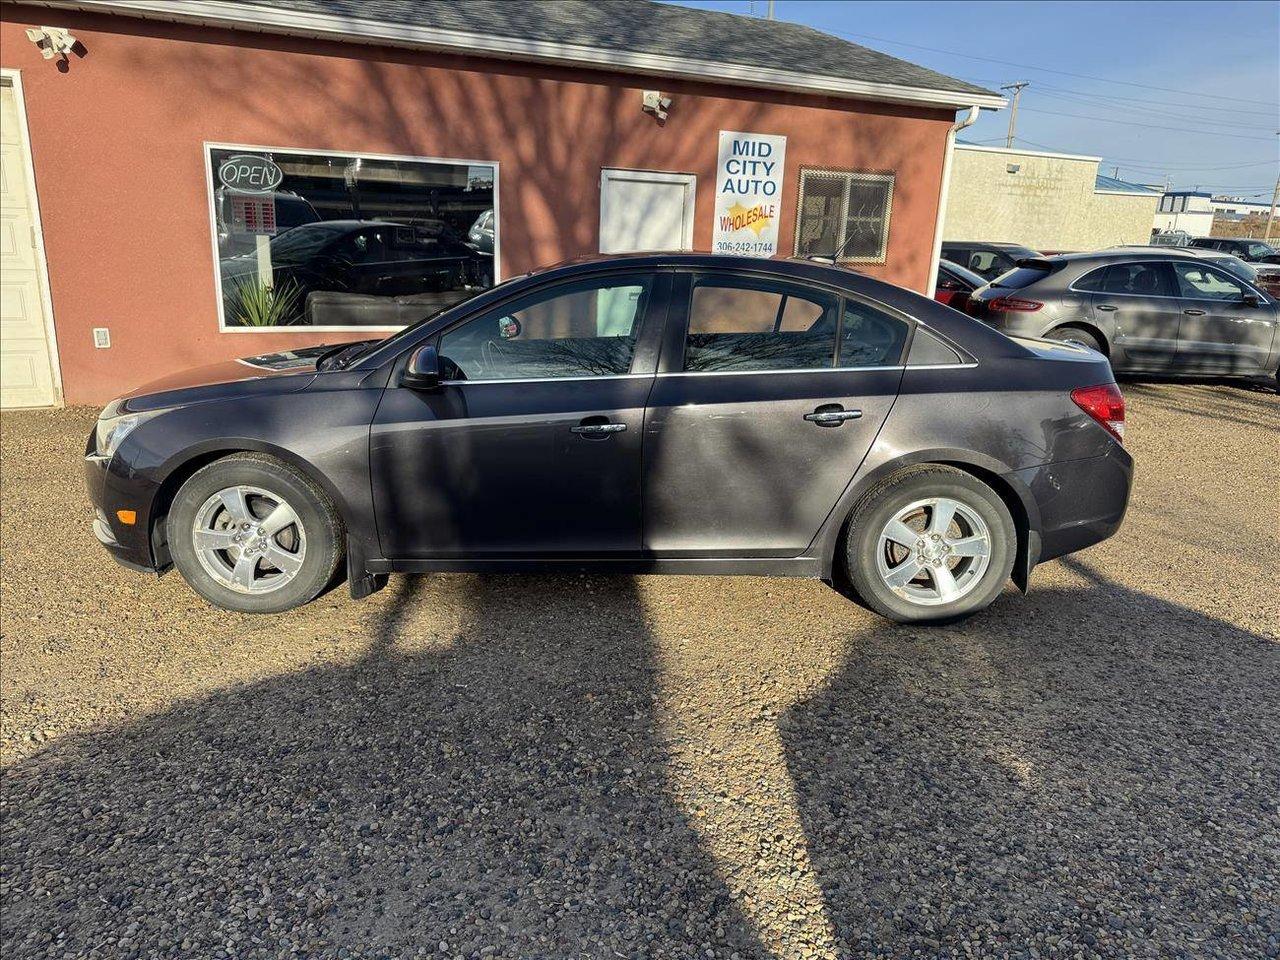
xmin=942 ymin=241 xmax=1037 ymax=252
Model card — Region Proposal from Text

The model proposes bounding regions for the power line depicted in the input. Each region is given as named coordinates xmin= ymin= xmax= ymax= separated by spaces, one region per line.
xmin=998 ymin=137 xmax=1277 ymax=173
xmin=1018 ymin=107 xmax=1278 ymax=140
xmin=1032 ymin=89 xmax=1277 ymax=131
xmin=830 ymin=27 xmax=1280 ymax=107
xmin=1029 ymin=82 xmax=1280 ymax=118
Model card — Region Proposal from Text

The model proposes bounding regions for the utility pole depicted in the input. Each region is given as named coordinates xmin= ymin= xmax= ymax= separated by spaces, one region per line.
xmin=1112 ymin=166 xmax=1120 ymax=179
xmin=1266 ymin=174 xmax=1280 ymax=241
xmin=767 ymin=0 xmax=775 ymax=18
xmin=1001 ymin=82 xmax=1029 ymax=149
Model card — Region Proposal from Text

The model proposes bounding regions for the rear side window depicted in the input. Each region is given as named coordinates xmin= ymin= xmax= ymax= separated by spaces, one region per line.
xmin=1076 ymin=262 xmax=1174 ymax=296
xmin=684 ymin=279 xmax=839 ymax=372
xmin=838 ymin=301 xmax=909 ymax=367
xmin=906 ymin=328 xmax=963 ymax=366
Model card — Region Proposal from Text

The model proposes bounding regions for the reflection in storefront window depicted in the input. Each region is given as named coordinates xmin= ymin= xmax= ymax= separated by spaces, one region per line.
xmin=209 ymin=147 xmax=497 ymax=328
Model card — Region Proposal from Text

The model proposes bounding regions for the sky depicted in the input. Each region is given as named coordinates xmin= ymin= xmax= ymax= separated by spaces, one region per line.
xmin=664 ymin=0 xmax=1280 ymax=197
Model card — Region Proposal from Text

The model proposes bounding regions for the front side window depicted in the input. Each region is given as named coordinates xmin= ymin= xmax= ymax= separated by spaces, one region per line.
xmin=209 ymin=146 xmax=496 ymax=329
xmin=794 ymin=170 xmax=894 ymax=264
xmin=439 ymin=276 xmax=652 ymax=381
xmin=1173 ymin=263 xmax=1248 ymax=301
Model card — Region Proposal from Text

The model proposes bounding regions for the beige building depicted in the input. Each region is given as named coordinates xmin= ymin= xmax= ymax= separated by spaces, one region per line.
xmin=943 ymin=144 xmax=1160 ymax=252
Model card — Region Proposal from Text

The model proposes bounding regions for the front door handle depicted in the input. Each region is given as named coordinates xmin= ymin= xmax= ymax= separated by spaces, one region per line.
xmin=1096 ymin=303 xmax=1118 ymax=312
xmin=571 ymin=419 xmax=627 ymax=438
xmin=804 ymin=404 xmax=863 ymax=427
xmin=1183 ymin=308 xmax=1206 ymax=316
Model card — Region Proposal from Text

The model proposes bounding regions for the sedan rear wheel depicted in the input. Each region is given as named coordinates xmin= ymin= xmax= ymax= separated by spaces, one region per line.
xmin=843 ymin=466 xmax=1015 ymax=623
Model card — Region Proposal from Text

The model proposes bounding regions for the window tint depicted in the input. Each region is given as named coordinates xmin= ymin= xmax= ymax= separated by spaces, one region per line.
xmin=838 ymin=301 xmax=909 ymax=367
xmin=1173 ymin=262 xmax=1247 ymax=301
xmin=439 ymin=276 xmax=651 ymax=380
xmin=684 ymin=279 xmax=839 ymax=372
xmin=1080 ymin=262 xmax=1174 ymax=297
xmin=906 ymin=327 xmax=963 ymax=366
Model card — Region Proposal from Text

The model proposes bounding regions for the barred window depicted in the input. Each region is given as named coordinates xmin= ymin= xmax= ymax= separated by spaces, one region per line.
xmin=794 ymin=170 xmax=894 ymax=264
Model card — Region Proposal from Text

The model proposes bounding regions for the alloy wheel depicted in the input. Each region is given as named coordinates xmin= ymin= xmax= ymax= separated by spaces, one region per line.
xmin=191 ymin=485 xmax=307 ymax=594
xmin=875 ymin=496 xmax=993 ymax=606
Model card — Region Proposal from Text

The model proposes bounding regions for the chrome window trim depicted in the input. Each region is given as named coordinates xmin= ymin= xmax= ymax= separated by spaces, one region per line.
xmin=436 ymin=363 xmax=979 ymax=384
xmin=438 ymin=373 xmax=652 ymax=386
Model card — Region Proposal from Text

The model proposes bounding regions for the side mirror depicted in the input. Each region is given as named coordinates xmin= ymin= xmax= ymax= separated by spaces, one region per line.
xmin=1241 ymin=293 xmax=1261 ymax=308
xmin=402 ymin=344 xmax=442 ymax=391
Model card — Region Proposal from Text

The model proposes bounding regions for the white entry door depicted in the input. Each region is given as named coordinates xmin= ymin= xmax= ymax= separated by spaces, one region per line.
xmin=1 ymin=74 xmax=60 ymax=409
xmin=599 ymin=169 xmax=695 ymax=253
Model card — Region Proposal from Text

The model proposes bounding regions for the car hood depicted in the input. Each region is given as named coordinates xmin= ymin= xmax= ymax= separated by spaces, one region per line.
xmin=116 ymin=345 xmax=335 ymax=413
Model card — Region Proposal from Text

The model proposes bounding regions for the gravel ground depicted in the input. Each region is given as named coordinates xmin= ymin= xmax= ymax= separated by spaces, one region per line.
xmin=1 ymin=382 xmax=1278 ymax=960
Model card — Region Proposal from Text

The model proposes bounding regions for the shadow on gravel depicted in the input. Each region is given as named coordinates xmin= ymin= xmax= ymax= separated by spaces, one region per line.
xmin=1 ymin=575 xmax=766 ymax=959
xmin=783 ymin=557 xmax=1280 ymax=957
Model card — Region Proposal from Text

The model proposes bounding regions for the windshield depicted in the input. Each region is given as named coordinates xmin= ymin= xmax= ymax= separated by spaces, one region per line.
xmin=1213 ymin=256 xmax=1259 ymax=284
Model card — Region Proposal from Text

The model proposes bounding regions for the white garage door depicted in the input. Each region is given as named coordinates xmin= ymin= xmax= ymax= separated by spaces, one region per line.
xmin=1 ymin=74 xmax=60 ymax=409
xmin=599 ymin=168 xmax=695 ymax=253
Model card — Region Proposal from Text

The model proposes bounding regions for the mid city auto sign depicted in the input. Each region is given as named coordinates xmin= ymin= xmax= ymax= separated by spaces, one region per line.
xmin=711 ymin=131 xmax=787 ymax=257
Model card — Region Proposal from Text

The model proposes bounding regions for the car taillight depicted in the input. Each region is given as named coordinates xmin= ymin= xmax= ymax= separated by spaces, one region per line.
xmin=1071 ymin=382 xmax=1125 ymax=443
xmin=987 ymin=296 xmax=1043 ymax=312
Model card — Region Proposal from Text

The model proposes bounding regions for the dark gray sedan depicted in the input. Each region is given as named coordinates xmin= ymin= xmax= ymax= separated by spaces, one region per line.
xmin=85 ymin=254 xmax=1132 ymax=624
xmin=966 ymin=248 xmax=1280 ymax=384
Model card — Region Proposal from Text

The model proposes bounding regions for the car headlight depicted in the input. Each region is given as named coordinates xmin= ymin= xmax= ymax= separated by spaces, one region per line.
xmin=94 ymin=410 xmax=157 ymax=459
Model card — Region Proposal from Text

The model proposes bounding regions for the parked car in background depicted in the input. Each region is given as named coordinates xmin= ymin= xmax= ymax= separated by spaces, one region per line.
xmin=965 ymin=248 xmax=1279 ymax=385
xmin=468 ymin=208 xmax=495 ymax=255
xmin=219 ymin=220 xmax=493 ymax=325
xmin=941 ymin=241 xmax=1041 ymax=281
xmin=1188 ymin=237 xmax=1276 ymax=262
xmin=934 ymin=259 xmax=985 ymax=311
xmin=85 ymin=253 xmax=1132 ymax=625
xmin=1150 ymin=230 xmax=1193 ymax=248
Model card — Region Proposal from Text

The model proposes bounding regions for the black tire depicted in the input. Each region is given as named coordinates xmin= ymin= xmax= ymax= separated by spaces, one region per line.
xmin=1047 ymin=325 xmax=1103 ymax=354
xmin=167 ymin=453 xmax=344 ymax=614
xmin=842 ymin=465 xmax=1016 ymax=624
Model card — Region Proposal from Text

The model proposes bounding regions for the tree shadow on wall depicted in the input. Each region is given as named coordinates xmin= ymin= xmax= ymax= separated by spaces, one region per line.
xmin=128 ymin=27 xmax=924 ymax=276
xmin=1 ymin=574 xmax=767 ymax=959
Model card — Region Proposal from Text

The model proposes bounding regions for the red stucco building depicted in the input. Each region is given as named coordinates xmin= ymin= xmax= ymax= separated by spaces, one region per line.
xmin=0 ymin=0 xmax=1001 ymax=406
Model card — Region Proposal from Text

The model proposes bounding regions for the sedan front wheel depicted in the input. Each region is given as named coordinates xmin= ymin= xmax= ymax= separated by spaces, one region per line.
xmin=168 ymin=453 xmax=344 ymax=614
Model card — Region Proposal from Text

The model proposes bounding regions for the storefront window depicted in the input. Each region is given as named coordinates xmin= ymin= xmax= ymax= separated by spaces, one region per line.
xmin=794 ymin=169 xmax=894 ymax=264
xmin=207 ymin=146 xmax=497 ymax=329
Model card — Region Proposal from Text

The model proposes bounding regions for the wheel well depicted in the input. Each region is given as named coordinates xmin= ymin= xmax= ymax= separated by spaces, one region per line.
xmin=936 ymin=460 xmax=1032 ymax=591
xmin=148 ymin=450 xmax=240 ymax=568
xmin=834 ymin=459 xmax=1033 ymax=592
xmin=1048 ymin=321 xmax=1109 ymax=357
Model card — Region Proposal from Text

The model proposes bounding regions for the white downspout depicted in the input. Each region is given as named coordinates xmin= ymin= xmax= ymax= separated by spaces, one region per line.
xmin=925 ymin=105 xmax=981 ymax=294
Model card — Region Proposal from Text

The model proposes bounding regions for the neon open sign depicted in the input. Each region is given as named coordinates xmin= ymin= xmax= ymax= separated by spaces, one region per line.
xmin=218 ymin=155 xmax=284 ymax=192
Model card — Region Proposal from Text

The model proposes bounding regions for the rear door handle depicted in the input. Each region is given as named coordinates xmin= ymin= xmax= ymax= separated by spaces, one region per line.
xmin=1096 ymin=303 xmax=1117 ymax=312
xmin=571 ymin=419 xmax=627 ymax=437
xmin=804 ymin=404 xmax=863 ymax=427
xmin=1182 ymin=308 xmax=1206 ymax=316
